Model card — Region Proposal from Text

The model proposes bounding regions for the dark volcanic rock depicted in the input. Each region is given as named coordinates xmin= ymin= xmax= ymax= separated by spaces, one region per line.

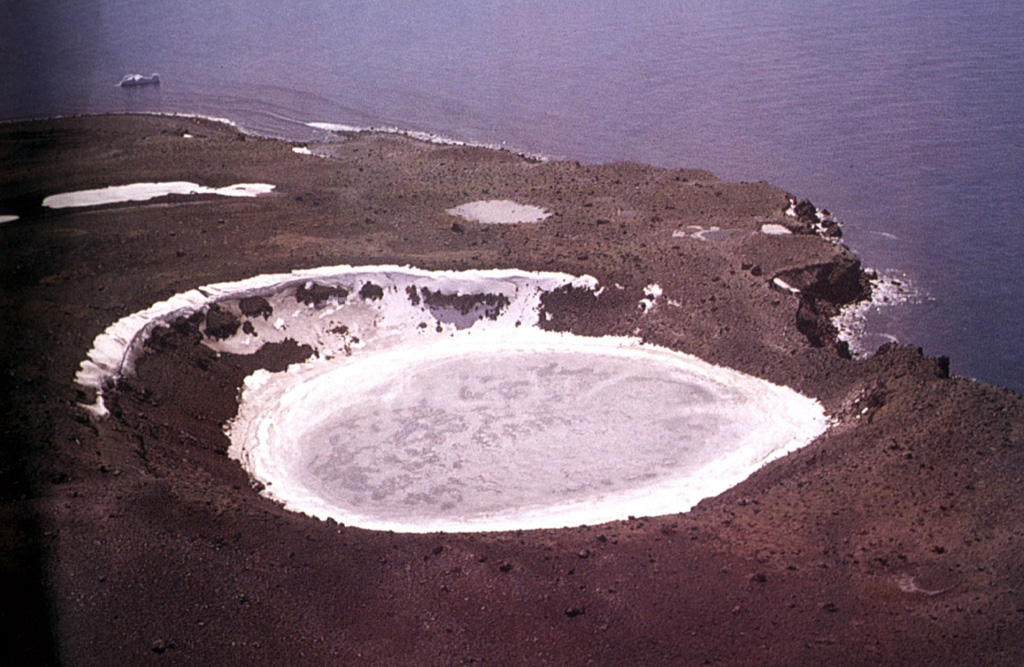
xmin=419 ymin=288 xmax=511 ymax=319
xmin=295 ymin=282 xmax=348 ymax=307
xmin=774 ymin=254 xmax=869 ymax=308
xmin=239 ymin=295 xmax=273 ymax=319
xmin=203 ymin=303 xmax=240 ymax=340
xmin=796 ymin=298 xmax=829 ymax=348
xmin=358 ymin=281 xmax=385 ymax=301
xmin=793 ymin=198 xmax=818 ymax=223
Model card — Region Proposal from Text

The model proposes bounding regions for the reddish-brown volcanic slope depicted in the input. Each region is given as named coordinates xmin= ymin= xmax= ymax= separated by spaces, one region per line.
xmin=2 ymin=116 xmax=1023 ymax=665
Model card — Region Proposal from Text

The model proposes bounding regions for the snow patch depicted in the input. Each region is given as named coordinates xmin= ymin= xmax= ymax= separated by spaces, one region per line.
xmin=760 ymin=223 xmax=792 ymax=235
xmin=640 ymin=283 xmax=663 ymax=313
xmin=772 ymin=277 xmax=801 ymax=294
xmin=672 ymin=225 xmax=740 ymax=242
xmin=42 ymin=182 xmax=275 ymax=209
xmin=447 ymin=200 xmax=550 ymax=225
xmin=0 ymin=215 xmax=18 ymax=224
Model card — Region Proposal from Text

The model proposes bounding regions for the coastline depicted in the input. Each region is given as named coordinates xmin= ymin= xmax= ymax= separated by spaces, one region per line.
xmin=2 ymin=113 xmax=1022 ymax=665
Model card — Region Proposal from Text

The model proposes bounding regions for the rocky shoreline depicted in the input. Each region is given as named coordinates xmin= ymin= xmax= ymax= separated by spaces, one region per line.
xmin=2 ymin=114 xmax=1023 ymax=665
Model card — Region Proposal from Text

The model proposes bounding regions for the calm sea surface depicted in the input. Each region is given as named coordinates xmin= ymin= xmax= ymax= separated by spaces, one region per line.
xmin=3 ymin=0 xmax=1022 ymax=392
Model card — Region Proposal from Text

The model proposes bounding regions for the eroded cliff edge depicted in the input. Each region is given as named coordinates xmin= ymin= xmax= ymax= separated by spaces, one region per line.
xmin=2 ymin=115 xmax=1022 ymax=666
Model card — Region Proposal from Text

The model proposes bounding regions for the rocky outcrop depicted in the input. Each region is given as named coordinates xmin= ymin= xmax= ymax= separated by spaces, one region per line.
xmin=788 ymin=197 xmax=843 ymax=238
xmin=295 ymin=282 xmax=349 ymax=307
xmin=418 ymin=287 xmax=511 ymax=320
xmin=773 ymin=252 xmax=872 ymax=352
xmin=358 ymin=281 xmax=385 ymax=301
xmin=203 ymin=303 xmax=240 ymax=340
xmin=239 ymin=295 xmax=273 ymax=319
xmin=773 ymin=254 xmax=869 ymax=307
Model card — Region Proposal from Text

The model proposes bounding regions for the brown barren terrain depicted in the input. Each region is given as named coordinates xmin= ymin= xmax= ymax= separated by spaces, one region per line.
xmin=2 ymin=115 xmax=1023 ymax=665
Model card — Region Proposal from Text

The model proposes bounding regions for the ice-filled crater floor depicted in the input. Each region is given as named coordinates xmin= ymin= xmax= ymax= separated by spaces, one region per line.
xmin=76 ymin=266 xmax=827 ymax=533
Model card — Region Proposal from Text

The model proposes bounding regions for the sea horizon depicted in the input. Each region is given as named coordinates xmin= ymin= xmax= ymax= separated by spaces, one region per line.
xmin=3 ymin=0 xmax=1022 ymax=392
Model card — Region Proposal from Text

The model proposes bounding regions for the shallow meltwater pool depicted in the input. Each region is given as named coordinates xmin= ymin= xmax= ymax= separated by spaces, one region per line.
xmin=76 ymin=265 xmax=827 ymax=533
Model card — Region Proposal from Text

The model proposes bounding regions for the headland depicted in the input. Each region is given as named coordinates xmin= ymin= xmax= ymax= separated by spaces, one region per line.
xmin=2 ymin=114 xmax=1022 ymax=665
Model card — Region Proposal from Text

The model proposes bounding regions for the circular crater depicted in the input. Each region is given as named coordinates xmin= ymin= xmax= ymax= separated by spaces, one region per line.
xmin=231 ymin=333 xmax=825 ymax=532
xmin=77 ymin=265 xmax=827 ymax=533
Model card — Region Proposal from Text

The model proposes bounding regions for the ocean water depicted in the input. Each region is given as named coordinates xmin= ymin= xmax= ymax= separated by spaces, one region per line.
xmin=3 ymin=0 xmax=1022 ymax=392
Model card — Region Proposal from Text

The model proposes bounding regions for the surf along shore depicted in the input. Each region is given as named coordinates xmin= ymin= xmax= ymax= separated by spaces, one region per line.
xmin=2 ymin=114 xmax=1023 ymax=665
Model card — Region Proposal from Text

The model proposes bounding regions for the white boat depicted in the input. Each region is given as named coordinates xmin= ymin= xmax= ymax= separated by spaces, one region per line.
xmin=118 ymin=73 xmax=161 ymax=87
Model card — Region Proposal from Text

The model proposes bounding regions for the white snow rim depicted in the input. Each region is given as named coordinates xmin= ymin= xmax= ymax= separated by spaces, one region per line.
xmin=75 ymin=265 xmax=826 ymax=532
